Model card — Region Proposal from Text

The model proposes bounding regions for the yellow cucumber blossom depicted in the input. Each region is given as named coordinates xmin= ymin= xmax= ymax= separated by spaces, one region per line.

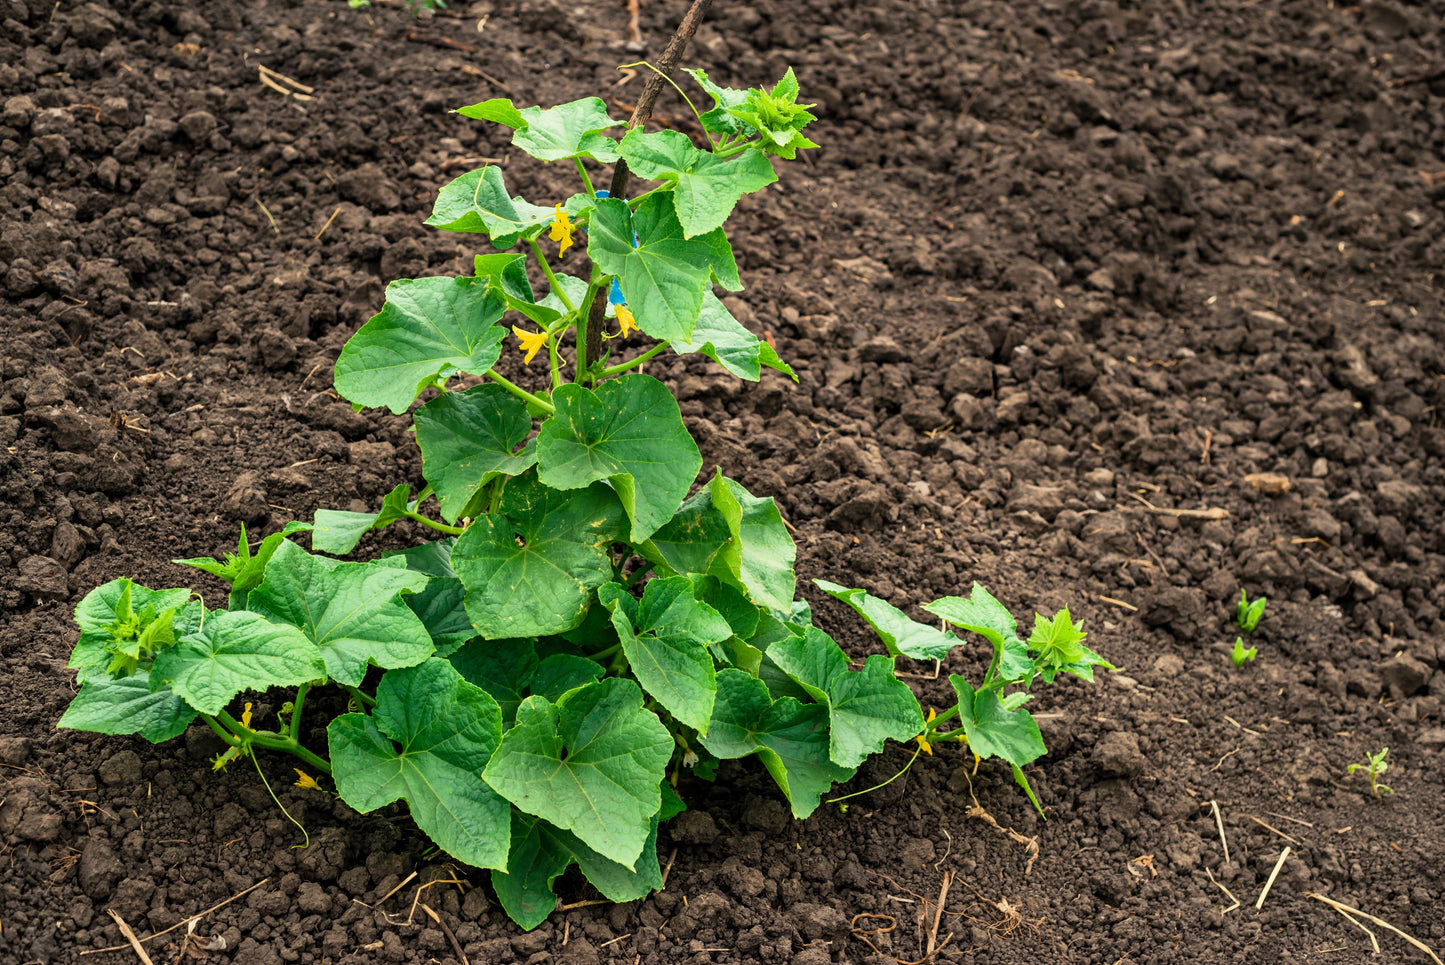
xmin=549 ymin=204 xmax=574 ymax=258
xmin=512 ymin=326 xmax=548 ymax=364
xmin=293 ymin=769 xmax=323 ymax=792
xmin=915 ymin=707 xmax=936 ymax=756
xmin=615 ymin=303 xmax=638 ymax=338
xmin=240 ymin=701 xmax=254 ymax=729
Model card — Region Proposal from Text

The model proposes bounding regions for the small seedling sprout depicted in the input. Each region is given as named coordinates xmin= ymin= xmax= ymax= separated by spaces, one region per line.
xmin=1347 ymin=747 xmax=1394 ymax=803
xmin=1230 ymin=637 xmax=1257 ymax=668
xmin=1235 ymin=589 xmax=1267 ymax=633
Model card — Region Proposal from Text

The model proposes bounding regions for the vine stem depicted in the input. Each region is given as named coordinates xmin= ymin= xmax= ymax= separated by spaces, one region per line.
xmin=825 ymin=746 xmax=923 ymax=805
xmin=584 ymin=0 xmax=715 ymax=371
xmin=596 ymin=341 xmax=668 ymax=377
xmin=484 ymin=369 xmax=555 ymax=414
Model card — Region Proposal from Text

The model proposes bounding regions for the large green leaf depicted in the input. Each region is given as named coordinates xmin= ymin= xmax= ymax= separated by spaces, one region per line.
xmin=700 ymin=670 xmax=854 ymax=818
xmin=492 ymin=811 xmax=662 ymax=930
xmin=451 ymin=470 xmax=626 ymax=639
xmin=58 ymin=671 xmax=197 ymax=743
xmin=709 ymin=473 xmax=796 ymax=610
xmin=334 ymin=277 xmax=508 ymax=414
xmin=815 ymin=580 xmax=961 ymax=662
xmin=670 ymin=293 xmax=794 ymax=382
xmin=598 ymin=578 xmax=729 ymax=733
xmin=415 ymin=384 xmax=537 ymax=523
xmin=949 ymin=675 xmax=1046 ymax=768
xmin=618 ymin=129 xmax=777 ymax=238
xmin=247 ymin=540 xmax=432 ymax=687
xmin=425 ymin=166 xmax=556 ymax=247
xmin=529 ymin=653 xmax=604 ymax=702
xmin=378 ymin=540 xmax=474 ymax=657
xmin=329 ymin=660 xmax=510 ymax=871
xmin=459 ymin=96 xmax=621 ymax=162
xmin=150 ymin=611 xmax=324 ymax=716
xmin=483 ymin=678 xmax=672 ymax=867
xmin=639 ymin=473 xmax=796 ymax=611
xmin=587 ymin=195 xmax=739 ymax=342
xmin=924 ymin=584 xmax=1033 ymax=682
xmin=767 ymin=628 xmax=923 ymax=769
xmin=447 ymin=637 xmax=537 ymax=728
xmin=536 ymin=375 xmax=700 ymax=542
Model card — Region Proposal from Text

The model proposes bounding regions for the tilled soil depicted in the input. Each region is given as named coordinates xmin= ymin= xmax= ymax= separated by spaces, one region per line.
xmin=2 ymin=0 xmax=1444 ymax=962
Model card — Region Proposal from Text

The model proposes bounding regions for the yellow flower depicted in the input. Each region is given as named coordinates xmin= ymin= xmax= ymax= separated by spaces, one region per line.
xmin=293 ymin=769 xmax=323 ymax=792
xmin=240 ymin=702 xmax=254 ymax=730
xmin=915 ymin=707 xmax=936 ymax=756
xmin=549 ymin=204 xmax=574 ymax=258
xmin=615 ymin=304 xmax=638 ymax=338
xmin=512 ymin=326 xmax=548 ymax=364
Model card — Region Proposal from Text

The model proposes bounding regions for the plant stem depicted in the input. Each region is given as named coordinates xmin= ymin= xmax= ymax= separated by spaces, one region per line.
xmin=574 ymin=158 xmax=597 ymax=199
xmin=585 ymin=0 xmax=715 ymax=369
xmin=343 ymin=684 xmax=377 ymax=709
xmin=529 ymin=238 xmax=577 ymax=313
xmin=203 ymin=713 xmax=242 ymax=747
xmin=597 ymin=341 xmax=668 ymax=378
xmin=213 ymin=709 xmax=334 ymax=775
xmin=924 ymin=704 xmax=962 ymax=733
xmin=485 ymin=369 xmax=555 ymax=414
xmin=826 ymin=746 xmax=923 ymax=805
xmin=289 ymin=683 xmax=311 ymax=743
xmin=401 ymin=509 xmax=464 ymax=536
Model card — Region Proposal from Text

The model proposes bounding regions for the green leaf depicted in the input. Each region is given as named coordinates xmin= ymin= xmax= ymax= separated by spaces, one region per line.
xmin=536 ymin=374 xmax=701 ymax=542
xmin=699 ymin=670 xmax=854 ymax=818
xmin=598 ymin=577 xmax=729 ymax=733
xmin=174 ymin=521 xmax=312 ymax=598
xmin=483 ymin=677 xmax=672 ymax=867
xmin=670 ymin=293 xmax=794 ymax=382
xmin=151 ymin=611 xmax=324 ymax=716
xmin=447 ymin=637 xmax=538 ymax=727
xmin=948 ymin=675 xmax=1046 ymax=770
xmin=492 ymin=811 xmax=661 ymax=930
xmin=334 ymin=277 xmax=508 ymax=414
xmin=530 ymin=653 xmax=604 ymax=702
xmin=329 ymin=659 xmax=510 ymax=871
xmin=311 ymin=483 xmax=418 ymax=556
xmin=691 ymin=574 xmax=761 ymax=642
xmin=638 ymin=490 xmax=733 ymax=578
xmin=457 ymin=98 xmax=527 ymax=129
xmin=684 ymin=69 xmax=752 ymax=136
xmin=451 ymin=470 xmax=626 ymax=639
xmin=767 ymin=628 xmax=923 ymax=769
xmin=924 ymin=584 xmax=1033 ymax=683
xmin=247 ymin=540 xmax=432 ymax=687
xmin=379 ymin=538 xmax=474 ymax=656
xmin=618 ymin=129 xmax=777 ymax=238
xmin=639 ymin=474 xmax=797 ymax=612
xmin=587 ymin=195 xmax=739 ymax=343
xmin=815 ymin=580 xmax=961 ymax=662
xmin=473 ymin=253 xmax=534 ymax=300
xmin=1027 ymin=608 xmax=1114 ymax=684
xmin=459 ymin=97 xmax=621 ymax=162
xmin=708 ymin=473 xmax=796 ymax=611
xmin=426 ymin=166 xmax=556 ymax=248
xmin=58 ymin=671 xmax=197 ymax=743
xmin=69 ymin=579 xmax=198 ymax=683
xmin=415 ymin=384 xmax=537 ymax=523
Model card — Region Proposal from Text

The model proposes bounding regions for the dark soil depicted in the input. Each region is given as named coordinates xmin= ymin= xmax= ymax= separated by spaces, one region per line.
xmin=3 ymin=0 xmax=1445 ymax=962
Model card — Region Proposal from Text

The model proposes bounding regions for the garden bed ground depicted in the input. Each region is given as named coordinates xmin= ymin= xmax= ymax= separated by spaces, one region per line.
xmin=3 ymin=0 xmax=1445 ymax=962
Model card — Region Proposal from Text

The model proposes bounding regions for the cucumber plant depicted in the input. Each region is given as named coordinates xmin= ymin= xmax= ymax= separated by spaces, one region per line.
xmin=57 ymin=70 xmax=1110 ymax=928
